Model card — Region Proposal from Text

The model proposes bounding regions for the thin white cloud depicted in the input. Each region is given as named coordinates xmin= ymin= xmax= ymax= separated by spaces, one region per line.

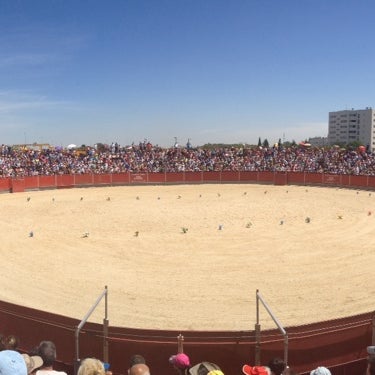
xmin=0 ymin=53 xmax=56 ymax=68
xmin=0 ymin=90 xmax=74 ymax=114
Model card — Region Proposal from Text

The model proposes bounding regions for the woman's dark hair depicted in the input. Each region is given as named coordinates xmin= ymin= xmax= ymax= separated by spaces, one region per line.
xmin=268 ymin=357 xmax=286 ymax=375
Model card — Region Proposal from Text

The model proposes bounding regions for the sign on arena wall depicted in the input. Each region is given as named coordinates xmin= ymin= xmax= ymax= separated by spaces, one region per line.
xmin=130 ymin=173 xmax=147 ymax=183
xmin=323 ymin=174 xmax=341 ymax=185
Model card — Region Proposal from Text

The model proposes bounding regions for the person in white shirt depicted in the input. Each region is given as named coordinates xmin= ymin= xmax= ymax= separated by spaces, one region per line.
xmin=36 ymin=341 xmax=67 ymax=375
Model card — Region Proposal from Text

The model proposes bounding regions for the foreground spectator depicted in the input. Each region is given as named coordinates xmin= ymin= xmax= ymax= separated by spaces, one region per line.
xmin=129 ymin=364 xmax=150 ymax=375
xmin=21 ymin=353 xmax=43 ymax=374
xmin=0 ymin=334 xmax=6 ymax=351
xmin=242 ymin=364 xmax=270 ymax=375
xmin=189 ymin=362 xmax=224 ymax=375
xmin=0 ymin=350 xmax=27 ymax=375
xmin=310 ymin=366 xmax=331 ymax=375
xmin=36 ymin=341 xmax=67 ymax=375
xmin=127 ymin=355 xmax=147 ymax=375
xmin=169 ymin=353 xmax=190 ymax=375
xmin=267 ymin=358 xmax=286 ymax=375
xmin=5 ymin=334 xmax=19 ymax=350
xmin=367 ymin=355 xmax=375 ymax=375
xmin=129 ymin=354 xmax=146 ymax=367
xmin=77 ymin=358 xmax=105 ymax=375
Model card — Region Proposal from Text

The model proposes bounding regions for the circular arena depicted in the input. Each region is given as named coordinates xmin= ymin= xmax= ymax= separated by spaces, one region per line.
xmin=1 ymin=183 xmax=375 ymax=332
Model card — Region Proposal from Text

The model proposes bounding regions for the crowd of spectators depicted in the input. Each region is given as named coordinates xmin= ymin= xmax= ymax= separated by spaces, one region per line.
xmin=0 ymin=336 xmax=112 ymax=375
xmin=2 ymin=333 xmax=374 ymax=375
xmin=1 ymin=141 xmax=375 ymax=178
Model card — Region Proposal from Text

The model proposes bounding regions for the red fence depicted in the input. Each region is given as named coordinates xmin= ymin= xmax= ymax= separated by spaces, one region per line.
xmin=2 ymin=172 xmax=375 ymax=193
xmin=0 ymin=300 xmax=371 ymax=375
xmin=1 ymin=171 xmax=374 ymax=375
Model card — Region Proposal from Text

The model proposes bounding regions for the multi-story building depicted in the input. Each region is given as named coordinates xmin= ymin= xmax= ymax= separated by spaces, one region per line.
xmin=328 ymin=107 xmax=375 ymax=150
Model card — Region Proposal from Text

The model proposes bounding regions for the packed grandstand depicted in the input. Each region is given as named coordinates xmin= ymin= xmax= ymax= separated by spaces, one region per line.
xmin=0 ymin=141 xmax=374 ymax=177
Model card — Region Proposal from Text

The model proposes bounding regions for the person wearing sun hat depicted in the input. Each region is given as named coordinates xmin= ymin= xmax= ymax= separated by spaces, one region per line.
xmin=242 ymin=364 xmax=270 ymax=375
xmin=169 ymin=353 xmax=191 ymax=375
xmin=21 ymin=353 xmax=43 ymax=374
xmin=310 ymin=367 xmax=331 ymax=375
xmin=188 ymin=361 xmax=224 ymax=375
xmin=0 ymin=350 xmax=27 ymax=375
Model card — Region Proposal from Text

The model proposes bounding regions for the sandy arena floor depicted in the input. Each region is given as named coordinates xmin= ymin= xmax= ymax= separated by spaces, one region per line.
xmin=0 ymin=183 xmax=374 ymax=331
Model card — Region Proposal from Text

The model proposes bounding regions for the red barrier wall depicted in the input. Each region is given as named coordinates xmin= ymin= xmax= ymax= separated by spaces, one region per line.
xmin=239 ymin=171 xmax=258 ymax=182
xmin=147 ymin=173 xmax=166 ymax=183
xmin=274 ymin=172 xmax=287 ymax=185
xmin=165 ymin=173 xmax=185 ymax=183
xmin=0 ymin=300 xmax=371 ymax=375
xmin=287 ymin=172 xmax=305 ymax=185
xmin=322 ymin=174 xmax=341 ymax=185
xmin=93 ymin=174 xmax=112 ymax=185
xmin=56 ymin=175 xmax=75 ymax=187
xmin=184 ymin=172 xmax=202 ymax=182
xmin=257 ymin=171 xmax=274 ymax=183
xmin=221 ymin=171 xmax=239 ymax=182
xmin=111 ymin=173 xmax=130 ymax=184
xmin=24 ymin=176 xmax=39 ymax=190
xmin=74 ymin=174 xmax=93 ymax=185
xmin=340 ymin=175 xmax=351 ymax=187
xmin=304 ymin=173 xmax=323 ymax=184
xmin=39 ymin=176 xmax=56 ymax=189
xmin=0 ymin=178 xmax=11 ymax=192
xmin=350 ymin=175 xmax=368 ymax=187
xmin=11 ymin=179 xmax=25 ymax=192
xmin=368 ymin=176 xmax=375 ymax=189
xmin=9 ymin=172 xmax=375 ymax=192
xmin=130 ymin=173 xmax=148 ymax=183
xmin=202 ymin=171 xmax=221 ymax=182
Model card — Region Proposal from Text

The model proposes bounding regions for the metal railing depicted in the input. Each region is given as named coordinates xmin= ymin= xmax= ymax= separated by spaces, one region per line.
xmin=255 ymin=289 xmax=288 ymax=366
xmin=74 ymin=286 xmax=108 ymax=374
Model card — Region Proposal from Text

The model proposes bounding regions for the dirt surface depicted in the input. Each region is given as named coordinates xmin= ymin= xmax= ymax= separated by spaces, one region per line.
xmin=0 ymin=184 xmax=374 ymax=331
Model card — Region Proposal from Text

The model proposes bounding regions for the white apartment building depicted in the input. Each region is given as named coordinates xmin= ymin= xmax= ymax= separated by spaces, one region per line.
xmin=328 ymin=107 xmax=375 ymax=150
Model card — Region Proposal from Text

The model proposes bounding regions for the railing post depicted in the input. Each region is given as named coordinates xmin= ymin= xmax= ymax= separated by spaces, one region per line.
xmin=255 ymin=290 xmax=288 ymax=367
xmin=177 ymin=334 xmax=184 ymax=354
xmin=103 ymin=285 xmax=109 ymax=364
xmin=75 ymin=286 xmax=109 ymax=375
xmin=255 ymin=289 xmax=261 ymax=365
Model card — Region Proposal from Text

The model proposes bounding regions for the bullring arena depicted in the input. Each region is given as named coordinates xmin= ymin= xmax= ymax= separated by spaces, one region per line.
xmin=1 ymin=182 xmax=375 ymax=333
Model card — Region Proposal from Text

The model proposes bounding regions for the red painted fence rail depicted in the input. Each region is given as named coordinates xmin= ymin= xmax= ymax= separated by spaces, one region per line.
xmin=2 ymin=171 xmax=375 ymax=193
xmin=0 ymin=300 xmax=371 ymax=375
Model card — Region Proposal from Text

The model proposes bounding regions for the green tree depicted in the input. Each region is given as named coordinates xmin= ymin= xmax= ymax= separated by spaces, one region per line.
xmin=347 ymin=141 xmax=362 ymax=150
xmin=262 ymin=138 xmax=269 ymax=148
xmin=258 ymin=137 xmax=262 ymax=147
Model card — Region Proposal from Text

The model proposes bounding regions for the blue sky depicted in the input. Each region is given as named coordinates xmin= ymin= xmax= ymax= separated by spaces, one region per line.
xmin=0 ymin=0 xmax=374 ymax=148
